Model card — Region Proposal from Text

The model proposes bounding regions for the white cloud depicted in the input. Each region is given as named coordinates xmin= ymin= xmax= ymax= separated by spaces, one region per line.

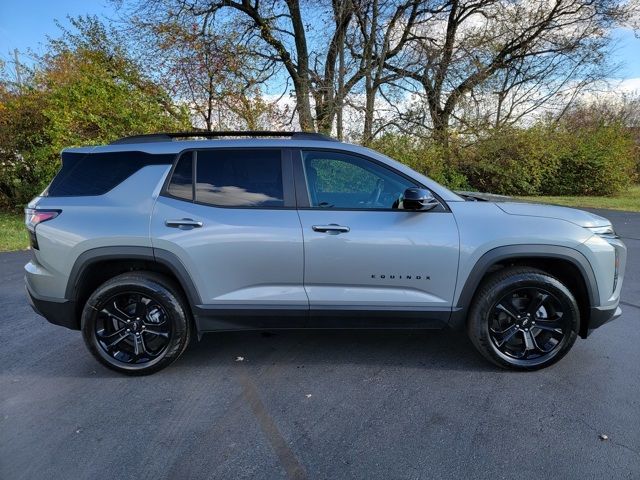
xmin=616 ymin=77 xmax=640 ymax=93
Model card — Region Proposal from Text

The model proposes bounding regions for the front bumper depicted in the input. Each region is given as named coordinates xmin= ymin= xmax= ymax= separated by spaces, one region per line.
xmin=585 ymin=304 xmax=622 ymax=337
xmin=25 ymin=283 xmax=78 ymax=330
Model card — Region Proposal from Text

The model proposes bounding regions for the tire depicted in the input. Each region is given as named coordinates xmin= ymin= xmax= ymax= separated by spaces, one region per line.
xmin=81 ymin=272 xmax=192 ymax=375
xmin=467 ymin=267 xmax=579 ymax=370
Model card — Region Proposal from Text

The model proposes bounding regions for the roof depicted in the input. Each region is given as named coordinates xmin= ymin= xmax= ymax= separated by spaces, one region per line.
xmin=110 ymin=130 xmax=336 ymax=145
xmin=65 ymin=130 xmax=343 ymax=155
xmin=65 ymin=137 xmax=358 ymax=155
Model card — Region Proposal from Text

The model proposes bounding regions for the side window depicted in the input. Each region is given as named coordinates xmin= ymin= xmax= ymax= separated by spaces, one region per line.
xmin=195 ymin=149 xmax=284 ymax=207
xmin=302 ymin=150 xmax=417 ymax=209
xmin=167 ymin=152 xmax=193 ymax=201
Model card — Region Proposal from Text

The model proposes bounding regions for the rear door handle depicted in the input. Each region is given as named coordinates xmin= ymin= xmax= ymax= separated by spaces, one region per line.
xmin=312 ymin=224 xmax=350 ymax=234
xmin=165 ymin=218 xmax=203 ymax=229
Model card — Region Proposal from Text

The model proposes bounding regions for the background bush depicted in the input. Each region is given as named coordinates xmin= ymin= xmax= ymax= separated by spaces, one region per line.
xmin=457 ymin=126 xmax=556 ymax=196
xmin=539 ymin=123 xmax=636 ymax=196
xmin=372 ymin=118 xmax=637 ymax=197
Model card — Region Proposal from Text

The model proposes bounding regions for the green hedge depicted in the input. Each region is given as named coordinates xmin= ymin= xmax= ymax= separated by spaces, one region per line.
xmin=539 ymin=125 xmax=636 ymax=196
xmin=374 ymin=121 xmax=637 ymax=196
xmin=457 ymin=127 xmax=556 ymax=196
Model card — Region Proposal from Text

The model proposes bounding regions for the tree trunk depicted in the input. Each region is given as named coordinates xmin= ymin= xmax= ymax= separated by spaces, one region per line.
xmin=336 ymin=26 xmax=345 ymax=140
xmin=362 ymin=82 xmax=376 ymax=145
xmin=286 ymin=0 xmax=316 ymax=132
xmin=293 ymin=77 xmax=315 ymax=131
xmin=431 ymin=109 xmax=451 ymax=157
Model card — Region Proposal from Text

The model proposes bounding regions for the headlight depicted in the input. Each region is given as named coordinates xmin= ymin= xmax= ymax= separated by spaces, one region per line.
xmin=587 ymin=225 xmax=618 ymax=239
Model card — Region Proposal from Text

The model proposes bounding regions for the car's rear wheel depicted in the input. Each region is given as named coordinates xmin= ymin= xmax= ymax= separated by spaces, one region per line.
xmin=81 ymin=272 xmax=191 ymax=375
xmin=467 ymin=267 xmax=579 ymax=370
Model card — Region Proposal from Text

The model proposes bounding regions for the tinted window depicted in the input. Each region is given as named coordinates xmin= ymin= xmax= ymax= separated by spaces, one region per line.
xmin=167 ymin=152 xmax=193 ymax=200
xmin=195 ymin=150 xmax=284 ymax=207
xmin=47 ymin=151 xmax=174 ymax=197
xmin=303 ymin=150 xmax=416 ymax=209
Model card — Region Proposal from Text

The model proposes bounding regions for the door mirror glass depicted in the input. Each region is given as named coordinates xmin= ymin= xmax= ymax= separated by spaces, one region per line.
xmin=402 ymin=187 xmax=438 ymax=211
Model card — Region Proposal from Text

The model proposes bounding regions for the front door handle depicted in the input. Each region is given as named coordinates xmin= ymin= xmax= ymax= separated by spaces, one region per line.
xmin=312 ymin=224 xmax=350 ymax=234
xmin=165 ymin=218 xmax=203 ymax=229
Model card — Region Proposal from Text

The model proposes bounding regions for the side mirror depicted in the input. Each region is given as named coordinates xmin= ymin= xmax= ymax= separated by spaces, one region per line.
xmin=402 ymin=187 xmax=438 ymax=211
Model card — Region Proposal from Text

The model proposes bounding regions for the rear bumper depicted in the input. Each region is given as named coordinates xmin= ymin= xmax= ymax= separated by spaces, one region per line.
xmin=25 ymin=283 xmax=78 ymax=330
xmin=585 ymin=304 xmax=622 ymax=337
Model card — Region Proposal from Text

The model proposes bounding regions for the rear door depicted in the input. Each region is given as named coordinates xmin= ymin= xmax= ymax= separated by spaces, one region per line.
xmin=294 ymin=148 xmax=459 ymax=324
xmin=151 ymin=148 xmax=307 ymax=325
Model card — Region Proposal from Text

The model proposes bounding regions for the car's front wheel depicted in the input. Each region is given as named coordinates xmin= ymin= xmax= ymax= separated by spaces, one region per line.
xmin=81 ymin=272 xmax=191 ymax=375
xmin=467 ymin=267 xmax=579 ymax=370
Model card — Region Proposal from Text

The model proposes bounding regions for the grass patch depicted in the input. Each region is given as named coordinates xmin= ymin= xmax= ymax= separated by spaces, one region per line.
xmin=517 ymin=185 xmax=640 ymax=212
xmin=0 ymin=212 xmax=28 ymax=252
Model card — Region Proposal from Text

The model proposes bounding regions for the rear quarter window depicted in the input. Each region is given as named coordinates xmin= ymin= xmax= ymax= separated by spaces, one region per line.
xmin=47 ymin=151 xmax=174 ymax=197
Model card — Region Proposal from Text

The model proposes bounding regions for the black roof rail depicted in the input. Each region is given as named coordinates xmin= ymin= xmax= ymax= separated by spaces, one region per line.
xmin=110 ymin=131 xmax=337 ymax=145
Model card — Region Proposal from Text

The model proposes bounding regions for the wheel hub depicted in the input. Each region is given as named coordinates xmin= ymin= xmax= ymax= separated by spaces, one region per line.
xmin=488 ymin=287 xmax=569 ymax=362
xmin=147 ymin=307 xmax=163 ymax=324
xmin=94 ymin=293 xmax=171 ymax=365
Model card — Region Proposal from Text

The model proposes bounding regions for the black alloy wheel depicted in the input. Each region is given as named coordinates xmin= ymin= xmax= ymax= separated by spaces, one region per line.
xmin=82 ymin=272 xmax=191 ymax=375
xmin=467 ymin=267 xmax=579 ymax=370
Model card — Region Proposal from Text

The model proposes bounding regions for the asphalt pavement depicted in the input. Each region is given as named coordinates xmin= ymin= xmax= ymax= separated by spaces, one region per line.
xmin=1 ymin=208 xmax=639 ymax=479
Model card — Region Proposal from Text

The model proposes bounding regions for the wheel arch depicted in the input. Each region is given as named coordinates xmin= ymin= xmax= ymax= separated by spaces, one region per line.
xmin=450 ymin=245 xmax=599 ymax=338
xmin=66 ymin=246 xmax=201 ymax=329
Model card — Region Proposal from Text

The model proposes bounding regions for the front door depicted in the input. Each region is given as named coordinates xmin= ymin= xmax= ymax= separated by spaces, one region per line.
xmin=295 ymin=149 xmax=459 ymax=324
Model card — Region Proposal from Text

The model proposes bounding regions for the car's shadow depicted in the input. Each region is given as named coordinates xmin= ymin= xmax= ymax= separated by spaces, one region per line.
xmin=171 ymin=329 xmax=495 ymax=373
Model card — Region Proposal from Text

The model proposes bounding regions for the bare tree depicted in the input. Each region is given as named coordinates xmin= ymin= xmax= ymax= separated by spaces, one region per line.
xmin=383 ymin=0 xmax=632 ymax=148
xmin=123 ymin=0 xmax=423 ymax=134
xmin=347 ymin=0 xmax=423 ymax=143
xmin=150 ymin=0 xmax=353 ymax=132
xmin=115 ymin=4 xmax=283 ymax=131
xmin=114 ymin=0 xmax=636 ymax=141
xmin=451 ymin=45 xmax=612 ymax=134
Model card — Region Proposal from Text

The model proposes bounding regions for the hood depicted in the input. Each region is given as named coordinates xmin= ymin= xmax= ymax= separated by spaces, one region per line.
xmin=495 ymin=202 xmax=611 ymax=228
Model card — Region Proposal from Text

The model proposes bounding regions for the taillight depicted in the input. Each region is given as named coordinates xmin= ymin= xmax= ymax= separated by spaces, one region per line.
xmin=24 ymin=209 xmax=61 ymax=250
xmin=25 ymin=209 xmax=61 ymax=230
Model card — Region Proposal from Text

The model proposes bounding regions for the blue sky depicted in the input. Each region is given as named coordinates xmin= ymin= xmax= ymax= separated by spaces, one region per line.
xmin=0 ymin=0 xmax=113 ymax=59
xmin=1 ymin=0 xmax=639 ymax=81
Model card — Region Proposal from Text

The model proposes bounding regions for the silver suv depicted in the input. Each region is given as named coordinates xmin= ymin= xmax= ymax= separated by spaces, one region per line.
xmin=24 ymin=131 xmax=626 ymax=374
